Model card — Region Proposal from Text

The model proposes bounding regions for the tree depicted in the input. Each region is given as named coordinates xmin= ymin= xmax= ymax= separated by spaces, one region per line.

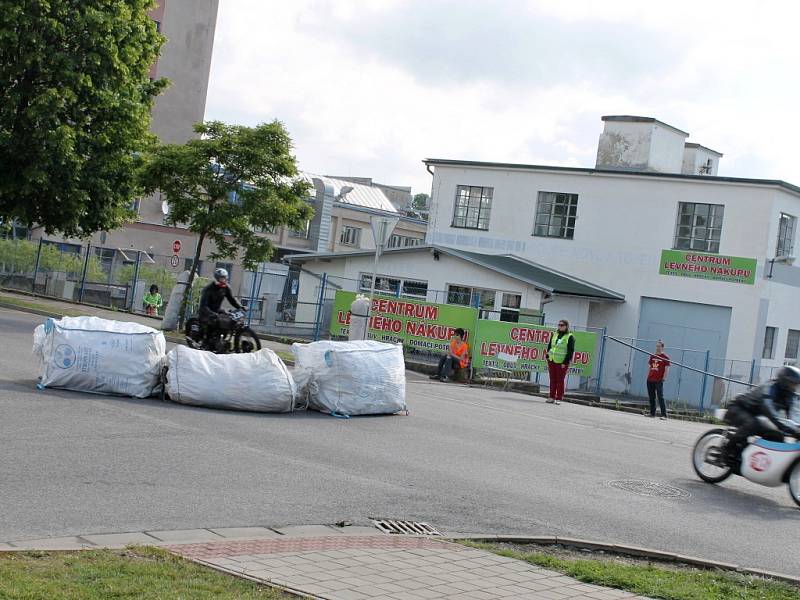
xmin=413 ymin=193 xmax=429 ymax=211
xmin=0 ymin=239 xmax=104 ymax=281
xmin=140 ymin=120 xmax=313 ymax=295
xmin=0 ymin=0 xmax=166 ymax=236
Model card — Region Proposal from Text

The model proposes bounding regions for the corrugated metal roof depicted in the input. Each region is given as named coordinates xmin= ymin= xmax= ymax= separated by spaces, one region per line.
xmin=303 ymin=173 xmax=398 ymax=213
xmin=286 ymin=244 xmax=625 ymax=301
xmin=442 ymin=248 xmax=625 ymax=300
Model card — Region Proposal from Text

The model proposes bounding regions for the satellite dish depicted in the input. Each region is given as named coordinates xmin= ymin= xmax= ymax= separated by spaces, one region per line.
xmin=161 ymin=201 xmax=170 ymax=215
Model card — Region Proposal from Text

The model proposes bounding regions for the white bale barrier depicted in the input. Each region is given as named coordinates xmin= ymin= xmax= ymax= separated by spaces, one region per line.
xmin=165 ymin=345 xmax=297 ymax=413
xmin=292 ymin=340 xmax=407 ymax=416
xmin=34 ymin=316 xmax=166 ymax=398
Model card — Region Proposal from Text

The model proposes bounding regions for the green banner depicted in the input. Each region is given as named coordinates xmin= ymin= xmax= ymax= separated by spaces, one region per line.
xmin=331 ymin=290 xmax=478 ymax=354
xmin=659 ymin=249 xmax=757 ymax=285
xmin=472 ymin=320 xmax=597 ymax=377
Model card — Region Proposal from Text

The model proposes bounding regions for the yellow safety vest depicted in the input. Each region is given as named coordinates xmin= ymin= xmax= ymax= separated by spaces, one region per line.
xmin=547 ymin=332 xmax=573 ymax=364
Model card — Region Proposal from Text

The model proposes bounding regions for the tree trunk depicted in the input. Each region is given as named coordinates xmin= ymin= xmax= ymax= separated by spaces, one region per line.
xmin=178 ymin=229 xmax=207 ymax=329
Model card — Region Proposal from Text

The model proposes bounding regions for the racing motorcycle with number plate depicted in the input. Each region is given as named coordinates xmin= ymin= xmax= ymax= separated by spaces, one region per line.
xmin=692 ymin=411 xmax=800 ymax=507
xmin=184 ymin=310 xmax=261 ymax=354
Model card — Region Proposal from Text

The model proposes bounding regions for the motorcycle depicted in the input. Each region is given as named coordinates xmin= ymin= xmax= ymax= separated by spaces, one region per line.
xmin=692 ymin=412 xmax=800 ymax=507
xmin=184 ymin=310 xmax=262 ymax=354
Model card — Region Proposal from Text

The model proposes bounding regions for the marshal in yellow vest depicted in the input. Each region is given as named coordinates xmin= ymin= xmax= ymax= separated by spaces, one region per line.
xmin=547 ymin=332 xmax=574 ymax=364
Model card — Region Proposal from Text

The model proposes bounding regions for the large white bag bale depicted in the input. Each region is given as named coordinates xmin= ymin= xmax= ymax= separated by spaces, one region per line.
xmin=35 ymin=316 xmax=166 ymax=398
xmin=165 ymin=345 xmax=297 ymax=412
xmin=292 ymin=340 xmax=406 ymax=416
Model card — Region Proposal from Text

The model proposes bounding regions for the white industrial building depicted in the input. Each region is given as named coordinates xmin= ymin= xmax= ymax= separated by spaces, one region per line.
xmin=292 ymin=116 xmax=800 ymax=404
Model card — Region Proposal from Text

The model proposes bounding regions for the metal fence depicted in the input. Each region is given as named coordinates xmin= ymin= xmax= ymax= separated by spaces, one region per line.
xmin=0 ymin=237 xmax=207 ymax=316
xmin=1 ymin=242 xmax=775 ymax=411
xmin=595 ymin=335 xmax=759 ymax=412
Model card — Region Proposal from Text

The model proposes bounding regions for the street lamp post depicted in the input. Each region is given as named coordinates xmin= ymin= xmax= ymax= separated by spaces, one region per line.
xmin=365 ymin=215 xmax=399 ymax=339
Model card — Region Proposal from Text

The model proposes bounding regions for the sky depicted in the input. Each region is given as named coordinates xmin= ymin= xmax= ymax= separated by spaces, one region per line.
xmin=205 ymin=0 xmax=800 ymax=196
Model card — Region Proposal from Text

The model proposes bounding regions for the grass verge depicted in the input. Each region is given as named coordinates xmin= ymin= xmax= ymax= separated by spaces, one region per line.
xmin=0 ymin=293 xmax=83 ymax=318
xmin=461 ymin=541 xmax=799 ymax=600
xmin=0 ymin=547 xmax=291 ymax=599
xmin=275 ymin=350 xmax=295 ymax=363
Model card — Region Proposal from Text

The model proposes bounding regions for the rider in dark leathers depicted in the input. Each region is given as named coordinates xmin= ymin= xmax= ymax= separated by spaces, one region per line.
xmin=198 ymin=268 xmax=243 ymax=347
xmin=724 ymin=365 xmax=800 ymax=465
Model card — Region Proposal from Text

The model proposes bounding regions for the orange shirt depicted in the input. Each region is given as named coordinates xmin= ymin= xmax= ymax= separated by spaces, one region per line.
xmin=450 ymin=339 xmax=469 ymax=368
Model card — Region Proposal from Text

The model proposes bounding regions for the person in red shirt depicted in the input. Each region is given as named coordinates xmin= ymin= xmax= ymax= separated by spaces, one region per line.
xmin=647 ymin=340 xmax=670 ymax=419
xmin=430 ymin=328 xmax=469 ymax=382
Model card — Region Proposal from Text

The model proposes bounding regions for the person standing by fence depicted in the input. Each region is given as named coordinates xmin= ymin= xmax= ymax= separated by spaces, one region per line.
xmin=646 ymin=340 xmax=670 ymax=419
xmin=546 ymin=320 xmax=574 ymax=404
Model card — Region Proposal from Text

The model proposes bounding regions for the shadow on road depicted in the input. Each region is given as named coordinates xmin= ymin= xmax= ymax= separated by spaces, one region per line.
xmin=678 ymin=478 xmax=800 ymax=520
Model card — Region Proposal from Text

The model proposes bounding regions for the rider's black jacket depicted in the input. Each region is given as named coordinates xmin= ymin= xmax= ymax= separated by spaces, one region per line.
xmin=730 ymin=382 xmax=798 ymax=434
xmin=198 ymin=282 xmax=242 ymax=319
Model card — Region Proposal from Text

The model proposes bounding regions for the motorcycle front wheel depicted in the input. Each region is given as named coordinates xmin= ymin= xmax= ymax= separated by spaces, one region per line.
xmin=692 ymin=429 xmax=733 ymax=483
xmin=234 ymin=327 xmax=262 ymax=353
xmin=788 ymin=460 xmax=800 ymax=508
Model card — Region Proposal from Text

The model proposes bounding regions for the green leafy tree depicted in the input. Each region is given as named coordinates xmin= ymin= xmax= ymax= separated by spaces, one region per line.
xmin=0 ymin=0 xmax=166 ymax=236
xmin=413 ymin=193 xmax=429 ymax=211
xmin=140 ymin=120 xmax=313 ymax=297
xmin=0 ymin=239 xmax=104 ymax=280
xmin=114 ymin=262 xmax=177 ymax=293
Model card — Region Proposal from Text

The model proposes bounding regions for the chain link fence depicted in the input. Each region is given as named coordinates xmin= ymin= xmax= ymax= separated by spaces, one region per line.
xmin=1 ymin=241 xmax=775 ymax=410
xmin=596 ymin=335 xmax=760 ymax=413
xmin=0 ymin=238 xmax=207 ymax=317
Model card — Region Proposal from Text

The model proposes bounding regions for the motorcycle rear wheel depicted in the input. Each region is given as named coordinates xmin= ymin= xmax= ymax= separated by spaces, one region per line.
xmin=692 ymin=429 xmax=733 ymax=483
xmin=234 ymin=327 xmax=262 ymax=353
xmin=788 ymin=460 xmax=800 ymax=508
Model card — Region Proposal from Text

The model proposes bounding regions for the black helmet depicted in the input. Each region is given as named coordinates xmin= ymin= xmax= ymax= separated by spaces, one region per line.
xmin=776 ymin=365 xmax=800 ymax=389
xmin=213 ymin=267 xmax=229 ymax=282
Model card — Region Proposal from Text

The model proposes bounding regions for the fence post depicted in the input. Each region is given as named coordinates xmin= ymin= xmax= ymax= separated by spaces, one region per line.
xmin=749 ymin=359 xmax=757 ymax=384
xmin=595 ymin=328 xmax=607 ymax=396
xmin=78 ymin=242 xmax=91 ymax=303
xmin=246 ymin=267 xmax=258 ymax=327
xmin=31 ymin=238 xmax=43 ymax=293
xmin=130 ymin=250 xmax=142 ymax=311
xmin=700 ymin=350 xmax=711 ymax=413
xmin=312 ymin=273 xmax=328 ymax=341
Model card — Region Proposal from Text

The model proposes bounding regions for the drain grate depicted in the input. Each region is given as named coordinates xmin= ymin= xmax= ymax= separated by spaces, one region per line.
xmin=372 ymin=519 xmax=442 ymax=536
xmin=608 ymin=480 xmax=690 ymax=499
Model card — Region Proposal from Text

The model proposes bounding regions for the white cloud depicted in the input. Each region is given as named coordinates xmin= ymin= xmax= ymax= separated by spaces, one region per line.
xmin=206 ymin=0 xmax=800 ymax=194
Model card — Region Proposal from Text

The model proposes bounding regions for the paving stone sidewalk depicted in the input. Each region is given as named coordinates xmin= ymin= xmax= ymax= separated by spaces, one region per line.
xmin=167 ymin=535 xmax=650 ymax=600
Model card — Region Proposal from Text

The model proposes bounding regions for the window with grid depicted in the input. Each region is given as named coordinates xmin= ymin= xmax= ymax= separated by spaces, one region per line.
xmin=289 ymin=220 xmax=310 ymax=238
xmin=673 ymin=203 xmax=724 ymax=253
xmin=452 ymin=185 xmax=492 ymax=230
xmin=388 ymin=234 xmax=424 ymax=248
xmin=763 ymin=326 xmax=777 ymax=360
xmin=447 ymin=285 xmax=472 ymax=306
xmin=358 ymin=274 xmax=400 ymax=296
xmin=776 ymin=213 xmax=796 ymax=257
xmin=340 ymin=226 xmax=361 ymax=246
xmin=184 ymin=258 xmax=203 ymax=276
xmin=533 ymin=192 xmax=578 ymax=239
xmin=500 ymin=293 xmax=522 ymax=322
xmin=359 ymin=273 xmax=427 ymax=298
xmin=785 ymin=329 xmax=800 ymax=360
xmin=447 ymin=285 xmax=496 ymax=316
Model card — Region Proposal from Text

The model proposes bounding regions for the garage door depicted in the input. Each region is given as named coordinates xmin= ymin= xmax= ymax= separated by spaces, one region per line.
xmin=632 ymin=298 xmax=732 ymax=408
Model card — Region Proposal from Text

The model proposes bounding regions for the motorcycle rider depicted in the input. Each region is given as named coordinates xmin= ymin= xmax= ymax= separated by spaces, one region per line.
xmin=198 ymin=268 xmax=243 ymax=348
xmin=724 ymin=365 xmax=800 ymax=466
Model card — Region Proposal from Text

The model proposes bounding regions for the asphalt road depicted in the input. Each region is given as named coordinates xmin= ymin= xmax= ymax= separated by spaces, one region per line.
xmin=1 ymin=308 xmax=798 ymax=575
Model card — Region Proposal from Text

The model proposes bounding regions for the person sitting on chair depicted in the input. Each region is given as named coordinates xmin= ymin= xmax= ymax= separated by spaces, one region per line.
xmin=430 ymin=328 xmax=469 ymax=382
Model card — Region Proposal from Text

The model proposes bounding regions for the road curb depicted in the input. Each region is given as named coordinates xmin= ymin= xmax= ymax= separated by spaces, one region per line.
xmin=2 ymin=526 xmax=797 ymax=588
xmin=451 ymin=534 xmax=800 ymax=586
